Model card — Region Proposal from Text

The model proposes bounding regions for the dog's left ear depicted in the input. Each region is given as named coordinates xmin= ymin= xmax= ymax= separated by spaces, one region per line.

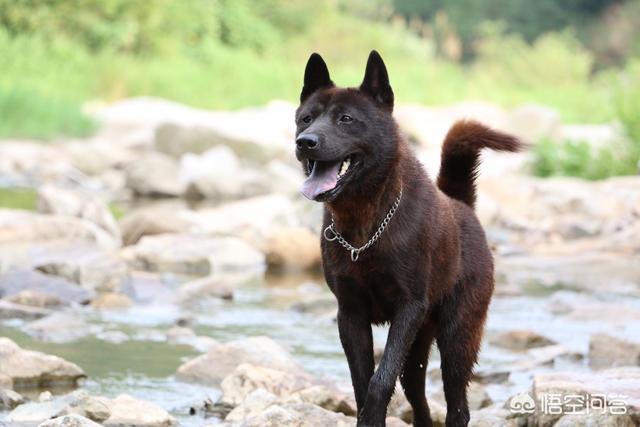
xmin=360 ymin=50 xmax=394 ymax=111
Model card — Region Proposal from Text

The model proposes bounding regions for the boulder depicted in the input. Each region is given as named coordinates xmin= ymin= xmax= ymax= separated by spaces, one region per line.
xmin=37 ymin=185 xmax=121 ymax=242
xmin=263 ymin=226 xmax=321 ymax=272
xmin=33 ymin=246 xmax=129 ymax=293
xmin=286 ymin=385 xmax=356 ymax=416
xmin=223 ymin=401 xmax=356 ymax=427
xmin=125 ymin=152 xmax=183 ymax=197
xmin=9 ymin=390 xmax=110 ymax=424
xmin=25 ymin=312 xmax=89 ymax=343
xmin=176 ymin=336 xmax=299 ymax=386
xmin=489 ymin=330 xmax=556 ymax=351
xmin=90 ymin=292 xmax=133 ymax=310
xmin=469 ymin=408 xmax=516 ymax=427
xmin=122 ymin=234 xmax=265 ymax=276
xmin=38 ymin=414 xmax=103 ymax=427
xmin=5 ymin=290 xmax=63 ymax=308
xmin=0 ymin=387 xmax=24 ymax=409
xmin=506 ymin=104 xmax=561 ymax=143
xmin=178 ymin=275 xmax=235 ymax=303
xmin=220 ymin=363 xmax=314 ymax=406
xmin=63 ymin=140 xmax=136 ymax=176
xmin=118 ymin=205 xmax=196 ymax=246
xmin=180 ymin=145 xmax=272 ymax=201
xmin=553 ymin=413 xmax=636 ymax=427
xmin=102 ymin=394 xmax=175 ymax=427
xmin=0 ymin=210 xmax=119 ymax=251
xmin=0 ymin=299 xmax=51 ymax=320
xmin=0 ymin=269 xmax=94 ymax=305
xmin=532 ymin=368 xmax=640 ymax=427
xmin=589 ymin=333 xmax=640 ymax=368
xmin=0 ymin=338 xmax=85 ymax=389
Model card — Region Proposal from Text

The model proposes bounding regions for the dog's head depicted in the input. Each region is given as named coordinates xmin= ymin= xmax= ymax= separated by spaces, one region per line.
xmin=295 ymin=50 xmax=398 ymax=202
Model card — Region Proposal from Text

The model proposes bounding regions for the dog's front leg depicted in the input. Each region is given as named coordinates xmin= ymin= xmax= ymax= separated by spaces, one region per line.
xmin=358 ymin=300 xmax=426 ymax=426
xmin=337 ymin=308 xmax=374 ymax=414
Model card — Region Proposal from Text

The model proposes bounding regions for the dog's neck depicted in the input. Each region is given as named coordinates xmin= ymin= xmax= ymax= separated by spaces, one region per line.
xmin=326 ymin=145 xmax=405 ymax=246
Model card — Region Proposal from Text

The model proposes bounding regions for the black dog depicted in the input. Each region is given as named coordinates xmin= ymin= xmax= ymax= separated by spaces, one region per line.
xmin=295 ymin=51 xmax=521 ymax=426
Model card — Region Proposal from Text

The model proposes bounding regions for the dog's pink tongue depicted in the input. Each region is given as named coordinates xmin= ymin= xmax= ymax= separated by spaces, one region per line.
xmin=301 ymin=161 xmax=340 ymax=200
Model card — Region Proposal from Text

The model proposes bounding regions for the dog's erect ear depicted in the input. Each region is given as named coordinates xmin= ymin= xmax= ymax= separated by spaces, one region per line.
xmin=359 ymin=50 xmax=394 ymax=111
xmin=300 ymin=53 xmax=334 ymax=103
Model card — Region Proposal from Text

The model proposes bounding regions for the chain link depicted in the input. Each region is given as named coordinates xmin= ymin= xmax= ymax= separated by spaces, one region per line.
xmin=323 ymin=185 xmax=403 ymax=261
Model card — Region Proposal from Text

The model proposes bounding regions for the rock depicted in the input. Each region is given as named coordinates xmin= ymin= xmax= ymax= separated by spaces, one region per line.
xmin=386 ymin=417 xmax=410 ymax=427
xmin=180 ymin=146 xmax=272 ymax=201
xmin=191 ymin=194 xmax=299 ymax=243
xmin=37 ymin=185 xmax=121 ymax=242
xmin=8 ymin=390 xmax=106 ymax=423
xmin=0 ymin=373 xmax=12 ymax=389
xmin=33 ymin=246 xmax=129 ymax=293
xmin=220 ymin=364 xmax=314 ymax=406
xmin=532 ymin=368 xmax=640 ymax=427
xmin=507 ymin=104 xmax=561 ymax=143
xmin=25 ymin=312 xmax=89 ymax=343
xmin=289 ymin=295 xmax=337 ymax=318
xmin=125 ymin=152 xmax=183 ymax=197
xmin=103 ymin=394 xmax=175 ymax=427
xmin=0 ymin=299 xmax=52 ymax=320
xmin=286 ymin=385 xmax=356 ymax=416
xmin=165 ymin=327 xmax=196 ymax=342
xmin=118 ymin=205 xmax=195 ymax=246
xmin=0 ymin=388 xmax=24 ymax=409
xmin=38 ymin=414 xmax=103 ymax=427
xmin=589 ymin=333 xmax=640 ymax=368
xmin=489 ymin=330 xmax=557 ymax=351
xmin=223 ymin=388 xmax=279 ymax=422
xmin=0 ymin=210 xmax=119 ymax=251
xmin=224 ymin=401 xmax=356 ymax=427
xmin=5 ymin=290 xmax=63 ymax=308
xmin=554 ymin=413 xmax=636 ymax=427
xmin=0 ymin=142 xmax=74 ymax=184
xmin=176 ymin=336 xmax=300 ymax=386
xmin=263 ymin=226 xmax=321 ymax=272
xmin=469 ymin=408 xmax=516 ymax=427
xmin=63 ymin=140 xmax=136 ymax=176
xmin=90 ymin=292 xmax=133 ymax=310
xmin=122 ymin=234 xmax=265 ymax=276
xmin=0 ymin=269 xmax=94 ymax=305
xmin=178 ymin=275 xmax=235 ymax=303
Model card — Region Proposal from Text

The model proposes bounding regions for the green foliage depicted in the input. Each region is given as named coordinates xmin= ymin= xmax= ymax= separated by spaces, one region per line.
xmin=0 ymin=188 xmax=37 ymax=210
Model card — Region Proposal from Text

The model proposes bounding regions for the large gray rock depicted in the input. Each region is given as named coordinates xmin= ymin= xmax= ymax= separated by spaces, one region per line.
xmin=9 ymin=390 xmax=109 ymax=424
xmin=176 ymin=336 xmax=300 ymax=386
xmin=122 ymin=234 xmax=265 ymax=276
xmin=589 ymin=333 xmax=640 ymax=368
xmin=180 ymin=145 xmax=272 ymax=201
xmin=37 ymin=185 xmax=121 ymax=243
xmin=118 ymin=204 xmax=196 ymax=246
xmin=125 ymin=152 xmax=183 ymax=197
xmin=32 ymin=245 xmax=129 ymax=293
xmin=0 ymin=337 xmax=85 ymax=390
xmin=506 ymin=104 xmax=561 ymax=143
xmin=553 ymin=413 xmax=636 ymax=427
xmin=222 ymin=401 xmax=356 ymax=427
xmin=220 ymin=363 xmax=314 ymax=406
xmin=102 ymin=394 xmax=175 ymax=427
xmin=0 ymin=269 xmax=94 ymax=305
xmin=532 ymin=368 xmax=640 ymax=427
xmin=63 ymin=140 xmax=136 ymax=176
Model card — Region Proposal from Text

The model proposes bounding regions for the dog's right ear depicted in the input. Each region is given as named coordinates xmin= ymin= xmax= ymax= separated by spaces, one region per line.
xmin=300 ymin=53 xmax=334 ymax=103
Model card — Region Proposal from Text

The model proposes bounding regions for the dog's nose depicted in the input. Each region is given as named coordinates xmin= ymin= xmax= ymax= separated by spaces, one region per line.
xmin=296 ymin=134 xmax=319 ymax=151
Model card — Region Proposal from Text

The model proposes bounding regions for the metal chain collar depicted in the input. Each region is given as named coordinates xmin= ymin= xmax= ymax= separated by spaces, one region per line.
xmin=323 ymin=185 xmax=403 ymax=262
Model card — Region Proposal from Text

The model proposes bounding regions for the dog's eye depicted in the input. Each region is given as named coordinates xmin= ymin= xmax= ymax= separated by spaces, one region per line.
xmin=339 ymin=114 xmax=353 ymax=123
xmin=302 ymin=115 xmax=312 ymax=124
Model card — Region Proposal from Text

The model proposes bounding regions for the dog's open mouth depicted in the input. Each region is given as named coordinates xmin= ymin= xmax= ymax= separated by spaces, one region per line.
xmin=301 ymin=155 xmax=355 ymax=201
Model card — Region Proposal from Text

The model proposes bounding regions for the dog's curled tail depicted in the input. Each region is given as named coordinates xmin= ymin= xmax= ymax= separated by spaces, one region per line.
xmin=437 ymin=120 xmax=522 ymax=208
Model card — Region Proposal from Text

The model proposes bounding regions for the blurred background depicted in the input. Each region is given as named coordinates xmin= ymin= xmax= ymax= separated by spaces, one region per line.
xmin=0 ymin=1 xmax=639 ymax=426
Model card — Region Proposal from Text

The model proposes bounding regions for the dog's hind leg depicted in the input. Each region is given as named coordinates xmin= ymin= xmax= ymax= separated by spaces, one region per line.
xmin=436 ymin=279 xmax=491 ymax=427
xmin=400 ymin=319 xmax=436 ymax=427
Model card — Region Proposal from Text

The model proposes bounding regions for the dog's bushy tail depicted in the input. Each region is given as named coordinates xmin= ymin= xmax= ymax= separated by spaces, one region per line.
xmin=437 ymin=120 xmax=522 ymax=208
